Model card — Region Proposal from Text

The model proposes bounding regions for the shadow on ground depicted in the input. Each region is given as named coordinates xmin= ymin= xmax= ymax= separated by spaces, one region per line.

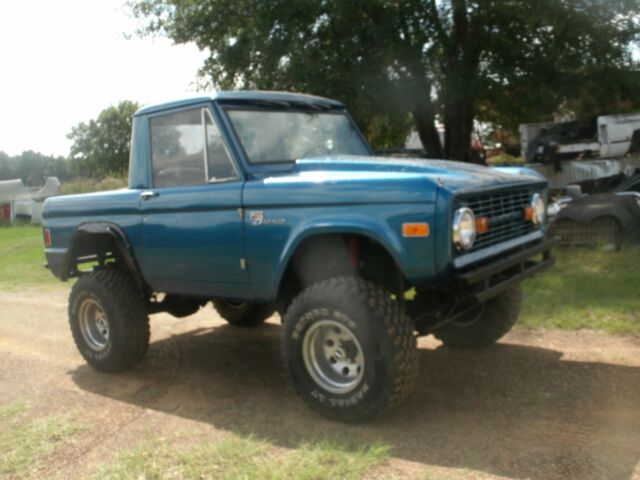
xmin=70 ymin=322 xmax=640 ymax=480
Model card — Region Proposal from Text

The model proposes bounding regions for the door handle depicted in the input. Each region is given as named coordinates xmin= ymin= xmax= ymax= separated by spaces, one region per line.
xmin=140 ymin=191 xmax=158 ymax=201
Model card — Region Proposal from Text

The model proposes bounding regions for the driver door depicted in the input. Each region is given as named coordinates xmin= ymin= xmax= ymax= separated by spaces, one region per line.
xmin=135 ymin=106 xmax=248 ymax=294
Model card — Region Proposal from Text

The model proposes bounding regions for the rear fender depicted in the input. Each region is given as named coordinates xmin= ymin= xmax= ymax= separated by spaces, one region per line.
xmin=65 ymin=222 xmax=149 ymax=294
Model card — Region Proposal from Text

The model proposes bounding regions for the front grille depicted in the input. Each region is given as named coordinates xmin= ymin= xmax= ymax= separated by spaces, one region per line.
xmin=456 ymin=189 xmax=536 ymax=253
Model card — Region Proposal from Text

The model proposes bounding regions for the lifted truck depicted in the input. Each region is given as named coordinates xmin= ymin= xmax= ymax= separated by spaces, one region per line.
xmin=43 ymin=91 xmax=556 ymax=421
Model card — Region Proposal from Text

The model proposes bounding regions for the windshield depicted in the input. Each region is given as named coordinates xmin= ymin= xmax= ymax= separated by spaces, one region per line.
xmin=225 ymin=109 xmax=371 ymax=164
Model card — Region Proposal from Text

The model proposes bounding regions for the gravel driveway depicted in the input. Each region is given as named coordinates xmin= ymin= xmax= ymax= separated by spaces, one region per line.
xmin=0 ymin=288 xmax=638 ymax=479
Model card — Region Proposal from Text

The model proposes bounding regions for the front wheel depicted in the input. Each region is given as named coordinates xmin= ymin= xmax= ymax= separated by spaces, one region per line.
xmin=282 ymin=277 xmax=418 ymax=422
xmin=433 ymin=285 xmax=522 ymax=349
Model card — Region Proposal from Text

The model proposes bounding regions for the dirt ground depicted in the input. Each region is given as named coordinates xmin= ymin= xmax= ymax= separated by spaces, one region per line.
xmin=0 ymin=287 xmax=639 ymax=480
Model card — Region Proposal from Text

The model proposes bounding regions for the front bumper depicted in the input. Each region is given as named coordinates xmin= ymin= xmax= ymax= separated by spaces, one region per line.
xmin=456 ymin=237 xmax=558 ymax=303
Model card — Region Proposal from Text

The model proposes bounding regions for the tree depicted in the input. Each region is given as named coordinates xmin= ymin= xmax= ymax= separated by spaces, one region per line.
xmin=68 ymin=101 xmax=140 ymax=177
xmin=131 ymin=1 xmax=640 ymax=161
xmin=0 ymin=150 xmax=68 ymax=184
xmin=0 ymin=151 xmax=14 ymax=180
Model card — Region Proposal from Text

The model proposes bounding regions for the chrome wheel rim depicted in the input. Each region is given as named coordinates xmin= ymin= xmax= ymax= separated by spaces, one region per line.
xmin=302 ymin=319 xmax=365 ymax=394
xmin=78 ymin=298 xmax=109 ymax=351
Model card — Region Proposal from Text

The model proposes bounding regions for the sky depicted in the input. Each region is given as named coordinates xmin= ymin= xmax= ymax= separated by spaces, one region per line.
xmin=0 ymin=0 xmax=208 ymax=157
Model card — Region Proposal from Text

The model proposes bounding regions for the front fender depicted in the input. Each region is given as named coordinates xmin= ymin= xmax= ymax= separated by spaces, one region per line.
xmin=276 ymin=216 xmax=403 ymax=280
xmin=267 ymin=206 xmax=436 ymax=299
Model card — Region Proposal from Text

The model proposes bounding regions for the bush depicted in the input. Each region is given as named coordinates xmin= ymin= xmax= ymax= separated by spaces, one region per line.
xmin=60 ymin=177 xmax=127 ymax=195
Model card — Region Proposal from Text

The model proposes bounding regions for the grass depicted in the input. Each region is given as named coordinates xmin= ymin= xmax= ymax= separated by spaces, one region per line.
xmin=0 ymin=401 xmax=82 ymax=478
xmin=0 ymin=225 xmax=60 ymax=290
xmin=0 ymin=402 xmax=27 ymax=420
xmin=95 ymin=436 xmax=389 ymax=480
xmin=520 ymin=247 xmax=640 ymax=334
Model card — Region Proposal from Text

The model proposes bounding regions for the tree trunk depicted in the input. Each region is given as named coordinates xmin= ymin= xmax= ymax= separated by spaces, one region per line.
xmin=441 ymin=0 xmax=482 ymax=164
xmin=444 ymin=98 xmax=475 ymax=163
xmin=411 ymin=98 xmax=442 ymax=158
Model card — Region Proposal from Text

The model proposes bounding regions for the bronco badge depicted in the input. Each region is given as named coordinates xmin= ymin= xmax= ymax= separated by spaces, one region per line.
xmin=250 ymin=211 xmax=286 ymax=225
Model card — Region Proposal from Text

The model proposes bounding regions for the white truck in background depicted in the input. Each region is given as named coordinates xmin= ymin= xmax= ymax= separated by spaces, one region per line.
xmin=520 ymin=113 xmax=640 ymax=164
xmin=0 ymin=177 xmax=60 ymax=224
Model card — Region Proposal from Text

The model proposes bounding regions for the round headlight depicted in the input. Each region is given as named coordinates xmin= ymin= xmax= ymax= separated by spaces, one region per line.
xmin=531 ymin=193 xmax=545 ymax=225
xmin=453 ymin=207 xmax=476 ymax=250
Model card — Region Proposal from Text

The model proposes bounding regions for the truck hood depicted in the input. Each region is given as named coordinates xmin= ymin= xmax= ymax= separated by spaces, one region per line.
xmin=245 ymin=155 xmax=546 ymax=209
xmin=291 ymin=155 xmax=545 ymax=194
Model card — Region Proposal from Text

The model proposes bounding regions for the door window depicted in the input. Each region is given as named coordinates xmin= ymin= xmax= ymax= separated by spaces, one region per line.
xmin=205 ymin=110 xmax=238 ymax=181
xmin=150 ymin=108 xmax=238 ymax=188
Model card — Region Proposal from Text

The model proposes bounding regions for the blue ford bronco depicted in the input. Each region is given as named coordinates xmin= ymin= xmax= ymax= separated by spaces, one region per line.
xmin=43 ymin=91 xmax=556 ymax=421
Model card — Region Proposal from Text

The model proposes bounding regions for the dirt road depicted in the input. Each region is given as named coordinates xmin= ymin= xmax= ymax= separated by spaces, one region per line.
xmin=0 ymin=288 xmax=639 ymax=479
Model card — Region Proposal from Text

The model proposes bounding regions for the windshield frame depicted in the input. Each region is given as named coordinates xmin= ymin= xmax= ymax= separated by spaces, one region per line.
xmin=218 ymin=104 xmax=373 ymax=170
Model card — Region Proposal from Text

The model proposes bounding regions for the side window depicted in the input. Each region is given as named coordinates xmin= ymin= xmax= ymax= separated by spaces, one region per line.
xmin=205 ymin=111 xmax=238 ymax=181
xmin=150 ymin=109 xmax=206 ymax=188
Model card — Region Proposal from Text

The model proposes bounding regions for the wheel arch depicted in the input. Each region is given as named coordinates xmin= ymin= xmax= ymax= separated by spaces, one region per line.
xmin=274 ymin=223 xmax=407 ymax=311
xmin=64 ymin=222 xmax=149 ymax=294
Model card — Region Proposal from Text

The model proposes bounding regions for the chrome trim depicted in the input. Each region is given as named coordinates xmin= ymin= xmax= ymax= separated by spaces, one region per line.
xmin=530 ymin=192 xmax=545 ymax=225
xmin=204 ymin=108 xmax=240 ymax=183
xmin=140 ymin=191 xmax=158 ymax=200
xmin=453 ymin=230 xmax=545 ymax=269
xmin=453 ymin=207 xmax=476 ymax=250
xmin=201 ymin=108 xmax=210 ymax=182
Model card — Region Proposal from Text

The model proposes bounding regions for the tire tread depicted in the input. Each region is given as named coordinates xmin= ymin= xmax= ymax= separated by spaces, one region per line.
xmin=69 ymin=268 xmax=149 ymax=372
xmin=433 ymin=286 xmax=522 ymax=348
xmin=283 ymin=276 xmax=418 ymax=421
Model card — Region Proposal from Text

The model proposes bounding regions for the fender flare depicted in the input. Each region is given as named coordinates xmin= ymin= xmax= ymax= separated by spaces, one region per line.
xmin=65 ymin=222 xmax=149 ymax=294
xmin=272 ymin=217 xmax=406 ymax=297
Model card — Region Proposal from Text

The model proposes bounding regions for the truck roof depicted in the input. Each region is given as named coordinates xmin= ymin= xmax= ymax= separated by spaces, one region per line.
xmin=134 ymin=90 xmax=345 ymax=116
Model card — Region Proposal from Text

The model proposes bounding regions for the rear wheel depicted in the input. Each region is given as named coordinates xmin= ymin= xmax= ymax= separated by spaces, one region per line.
xmin=69 ymin=268 xmax=150 ymax=372
xmin=433 ymin=286 xmax=522 ymax=349
xmin=282 ymin=277 xmax=418 ymax=422
xmin=212 ymin=300 xmax=275 ymax=327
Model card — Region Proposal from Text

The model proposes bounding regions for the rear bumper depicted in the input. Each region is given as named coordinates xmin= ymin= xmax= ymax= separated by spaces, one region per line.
xmin=44 ymin=249 xmax=67 ymax=280
xmin=455 ymin=237 xmax=558 ymax=303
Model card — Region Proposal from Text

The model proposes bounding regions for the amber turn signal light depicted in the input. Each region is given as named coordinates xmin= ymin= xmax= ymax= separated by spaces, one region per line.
xmin=523 ymin=207 xmax=534 ymax=222
xmin=402 ymin=223 xmax=429 ymax=237
xmin=475 ymin=216 xmax=490 ymax=234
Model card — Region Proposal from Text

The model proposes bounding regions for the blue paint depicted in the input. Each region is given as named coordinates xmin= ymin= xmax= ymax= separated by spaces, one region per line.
xmin=43 ymin=92 xmax=549 ymax=301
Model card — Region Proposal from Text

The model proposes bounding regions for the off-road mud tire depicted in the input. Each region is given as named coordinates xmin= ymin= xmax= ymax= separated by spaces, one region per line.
xmin=282 ymin=276 xmax=418 ymax=422
xmin=213 ymin=300 xmax=275 ymax=327
xmin=69 ymin=268 xmax=150 ymax=372
xmin=433 ymin=285 xmax=522 ymax=349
